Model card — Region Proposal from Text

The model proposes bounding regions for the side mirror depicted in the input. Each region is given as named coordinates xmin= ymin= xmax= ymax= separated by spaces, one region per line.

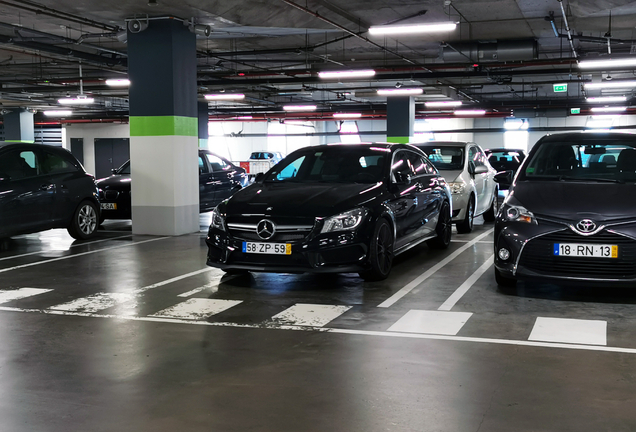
xmin=254 ymin=172 xmax=265 ymax=183
xmin=474 ymin=165 xmax=489 ymax=175
xmin=394 ymin=171 xmax=411 ymax=185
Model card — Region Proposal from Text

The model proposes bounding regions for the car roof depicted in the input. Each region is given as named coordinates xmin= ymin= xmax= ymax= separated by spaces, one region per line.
xmin=485 ymin=148 xmax=526 ymax=153
xmin=413 ymin=141 xmax=471 ymax=147
xmin=540 ymin=131 xmax=636 ymax=143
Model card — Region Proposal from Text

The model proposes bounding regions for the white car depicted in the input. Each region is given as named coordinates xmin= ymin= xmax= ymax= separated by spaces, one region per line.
xmin=414 ymin=141 xmax=498 ymax=233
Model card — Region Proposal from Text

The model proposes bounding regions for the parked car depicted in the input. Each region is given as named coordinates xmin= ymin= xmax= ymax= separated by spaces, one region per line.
xmin=205 ymin=143 xmax=452 ymax=281
xmin=0 ymin=142 xmax=100 ymax=240
xmin=97 ymin=149 xmax=248 ymax=221
xmin=249 ymin=151 xmax=284 ymax=164
xmin=413 ymin=141 xmax=498 ymax=233
xmin=494 ymin=132 xmax=636 ymax=287
xmin=484 ymin=148 xmax=526 ymax=189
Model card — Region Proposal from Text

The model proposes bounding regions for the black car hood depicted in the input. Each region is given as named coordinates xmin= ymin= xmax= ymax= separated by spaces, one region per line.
xmin=512 ymin=180 xmax=635 ymax=222
xmin=225 ymin=182 xmax=385 ymax=218
xmin=96 ymin=174 xmax=131 ymax=191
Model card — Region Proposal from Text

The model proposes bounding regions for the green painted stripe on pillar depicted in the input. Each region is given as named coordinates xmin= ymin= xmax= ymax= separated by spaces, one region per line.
xmin=5 ymin=139 xmax=35 ymax=143
xmin=130 ymin=116 xmax=198 ymax=137
xmin=387 ymin=136 xmax=410 ymax=144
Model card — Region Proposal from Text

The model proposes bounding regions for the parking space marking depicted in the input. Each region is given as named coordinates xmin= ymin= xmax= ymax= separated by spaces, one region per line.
xmin=270 ymin=304 xmax=352 ymax=327
xmin=529 ymin=317 xmax=607 ymax=346
xmin=177 ymin=273 xmax=235 ymax=297
xmin=377 ymin=228 xmax=494 ymax=308
xmin=0 ymin=237 xmax=168 ymax=274
xmin=438 ymin=255 xmax=494 ymax=311
xmin=0 ymin=235 xmax=133 ymax=262
xmin=150 ymin=298 xmax=242 ymax=320
xmin=388 ymin=310 xmax=473 ymax=335
xmin=49 ymin=292 xmax=135 ymax=313
xmin=133 ymin=268 xmax=216 ymax=294
xmin=0 ymin=288 xmax=53 ymax=304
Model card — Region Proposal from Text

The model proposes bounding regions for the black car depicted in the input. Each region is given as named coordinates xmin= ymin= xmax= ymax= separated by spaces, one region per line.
xmin=206 ymin=143 xmax=452 ymax=281
xmin=0 ymin=142 xmax=100 ymax=240
xmin=484 ymin=148 xmax=526 ymax=189
xmin=97 ymin=149 xmax=248 ymax=220
xmin=494 ymin=132 xmax=636 ymax=287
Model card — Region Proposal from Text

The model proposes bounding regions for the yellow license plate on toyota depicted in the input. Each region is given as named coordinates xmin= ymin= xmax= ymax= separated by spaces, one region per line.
xmin=242 ymin=242 xmax=291 ymax=255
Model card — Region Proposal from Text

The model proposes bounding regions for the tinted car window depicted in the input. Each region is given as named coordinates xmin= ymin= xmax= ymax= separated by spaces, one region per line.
xmin=117 ymin=161 xmax=131 ymax=175
xmin=41 ymin=150 xmax=78 ymax=175
xmin=206 ymin=154 xmax=228 ymax=172
xmin=0 ymin=150 xmax=39 ymax=180
xmin=420 ymin=146 xmax=464 ymax=170
xmin=199 ymin=155 xmax=209 ymax=174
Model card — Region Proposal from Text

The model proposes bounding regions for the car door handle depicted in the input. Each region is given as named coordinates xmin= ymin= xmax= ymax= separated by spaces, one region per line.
xmin=39 ymin=184 xmax=55 ymax=191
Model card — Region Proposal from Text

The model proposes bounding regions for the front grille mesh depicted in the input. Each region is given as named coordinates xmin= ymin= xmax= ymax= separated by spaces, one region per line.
xmin=519 ymin=229 xmax=636 ymax=279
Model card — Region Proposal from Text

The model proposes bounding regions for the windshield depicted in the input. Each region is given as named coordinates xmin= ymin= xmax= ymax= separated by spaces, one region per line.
xmin=417 ymin=146 xmax=464 ymax=171
xmin=117 ymin=161 xmax=130 ymax=175
xmin=487 ymin=150 xmax=525 ymax=171
xmin=521 ymin=139 xmax=636 ymax=182
xmin=264 ymin=146 xmax=388 ymax=184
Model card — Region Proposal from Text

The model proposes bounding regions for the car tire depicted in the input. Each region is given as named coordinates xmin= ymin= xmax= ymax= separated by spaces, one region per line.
xmin=427 ymin=200 xmax=452 ymax=249
xmin=495 ymin=267 xmax=517 ymax=287
xmin=359 ymin=218 xmax=394 ymax=282
xmin=67 ymin=200 xmax=99 ymax=240
xmin=456 ymin=195 xmax=475 ymax=234
xmin=482 ymin=188 xmax=498 ymax=222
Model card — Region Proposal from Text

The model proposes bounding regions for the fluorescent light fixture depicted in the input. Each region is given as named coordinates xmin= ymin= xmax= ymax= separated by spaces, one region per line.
xmin=424 ymin=100 xmax=462 ymax=107
xmin=454 ymin=110 xmax=486 ymax=116
xmin=584 ymin=80 xmax=636 ymax=90
xmin=205 ymin=93 xmax=245 ymax=100
xmin=377 ymin=88 xmax=423 ymax=96
xmin=283 ymin=105 xmax=317 ymax=111
xmin=43 ymin=110 xmax=72 ymax=116
xmin=58 ymin=96 xmax=94 ymax=105
xmin=318 ymin=70 xmax=375 ymax=79
xmin=105 ymin=79 xmax=130 ymax=86
xmin=590 ymin=106 xmax=627 ymax=112
xmin=235 ymin=116 xmax=253 ymax=120
xmin=586 ymin=96 xmax=627 ymax=103
xmin=578 ymin=58 xmax=636 ymax=69
xmin=333 ymin=113 xmax=362 ymax=118
xmin=369 ymin=22 xmax=457 ymax=36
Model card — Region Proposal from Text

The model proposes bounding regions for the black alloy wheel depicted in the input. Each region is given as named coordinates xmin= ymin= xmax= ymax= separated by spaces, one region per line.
xmin=483 ymin=188 xmax=499 ymax=222
xmin=456 ymin=196 xmax=475 ymax=234
xmin=427 ymin=201 xmax=452 ymax=249
xmin=359 ymin=218 xmax=394 ymax=281
xmin=67 ymin=200 xmax=99 ymax=240
xmin=494 ymin=267 xmax=517 ymax=288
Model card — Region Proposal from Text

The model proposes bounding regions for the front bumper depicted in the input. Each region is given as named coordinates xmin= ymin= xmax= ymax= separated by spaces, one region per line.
xmin=494 ymin=217 xmax=636 ymax=285
xmin=451 ymin=192 xmax=469 ymax=222
xmin=206 ymin=226 xmax=371 ymax=274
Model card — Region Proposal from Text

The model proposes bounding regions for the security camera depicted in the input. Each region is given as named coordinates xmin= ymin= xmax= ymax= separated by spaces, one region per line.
xmin=128 ymin=19 xmax=149 ymax=33
xmin=190 ymin=24 xmax=211 ymax=37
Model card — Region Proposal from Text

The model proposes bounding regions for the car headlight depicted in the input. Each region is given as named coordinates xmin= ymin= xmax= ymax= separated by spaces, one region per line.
xmin=449 ymin=182 xmax=466 ymax=195
xmin=320 ymin=208 xmax=368 ymax=234
xmin=210 ymin=207 xmax=226 ymax=231
xmin=502 ymin=203 xmax=536 ymax=224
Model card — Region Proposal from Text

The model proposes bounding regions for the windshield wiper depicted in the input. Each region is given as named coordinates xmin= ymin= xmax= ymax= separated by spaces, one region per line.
xmin=557 ymin=175 xmax=624 ymax=184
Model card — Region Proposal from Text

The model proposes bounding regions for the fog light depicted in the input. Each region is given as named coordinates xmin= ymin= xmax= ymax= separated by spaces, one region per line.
xmin=498 ymin=248 xmax=511 ymax=261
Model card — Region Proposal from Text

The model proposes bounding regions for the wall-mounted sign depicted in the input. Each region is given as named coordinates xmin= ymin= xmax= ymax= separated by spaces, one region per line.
xmin=553 ymin=84 xmax=568 ymax=93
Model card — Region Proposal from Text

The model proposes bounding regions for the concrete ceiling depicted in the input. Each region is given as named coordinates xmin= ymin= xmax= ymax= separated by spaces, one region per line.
xmin=0 ymin=0 xmax=634 ymax=122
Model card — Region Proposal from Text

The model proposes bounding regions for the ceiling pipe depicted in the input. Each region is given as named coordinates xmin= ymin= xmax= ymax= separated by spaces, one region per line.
xmin=557 ymin=0 xmax=577 ymax=59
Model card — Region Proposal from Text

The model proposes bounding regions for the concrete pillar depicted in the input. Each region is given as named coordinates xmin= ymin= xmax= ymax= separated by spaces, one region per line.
xmin=386 ymin=96 xmax=414 ymax=143
xmin=127 ymin=19 xmax=199 ymax=236
xmin=198 ymin=101 xmax=209 ymax=148
xmin=4 ymin=110 xmax=35 ymax=143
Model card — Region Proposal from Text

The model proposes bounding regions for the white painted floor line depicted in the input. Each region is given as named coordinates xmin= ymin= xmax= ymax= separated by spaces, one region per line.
xmin=150 ymin=298 xmax=242 ymax=320
xmin=0 ymin=237 xmax=168 ymax=274
xmin=134 ymin=268 xmax=216 ymax=294
xmin=178 ymin=287 xmax=207 ymax=297
xmin=0 ymin=288 xmax=52 ymax=304
xmin=271 ymin=303 xmax=352 ymax=327
xmin=529 ymin=317 xmax=607 ymax=346
xmin=0 ymin=235 xmax=133 ymax=262
xmin=49 ymin=292 xmax=135 ymax=313
xmin=451 ymin=240 xmax=491 ymax=244
xmin=438 ymin=255 xmax=494 ymax=311
xmin=377 ymin=228 xmax=494 ymax=308
xmin=388 ymin=310 xmax=473 ymax=335
xmin=0 ymin=305 xmax=633 ymax=354
xmin=177 ymin=273 xmax=233 ymax=297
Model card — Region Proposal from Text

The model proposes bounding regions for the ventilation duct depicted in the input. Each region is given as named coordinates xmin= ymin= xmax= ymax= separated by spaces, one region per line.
xmin=442 ymin=39 xmax=538 ymax=63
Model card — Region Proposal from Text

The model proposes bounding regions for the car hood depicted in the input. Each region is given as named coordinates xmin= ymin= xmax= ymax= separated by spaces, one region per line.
xmin=511 ymin=180 xmax=636 ymax=222
xmin=438 ymin=170 xmax=463 ymax=183
xmin=225 ymin=182 xmax=385 ymax=218
xmin=96 ymin=174 xmax=131 ymax=190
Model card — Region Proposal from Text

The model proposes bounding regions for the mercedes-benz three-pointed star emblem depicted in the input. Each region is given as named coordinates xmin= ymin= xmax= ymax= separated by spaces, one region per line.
xmin=256 ymin=219 xmax=276 ymax=240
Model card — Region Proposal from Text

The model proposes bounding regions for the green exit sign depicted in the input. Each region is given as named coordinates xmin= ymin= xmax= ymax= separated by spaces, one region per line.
xmin=553 ymin=83 xmax=568 ymax=93
xmin=571 ymin=108 xmax=581 ymax=114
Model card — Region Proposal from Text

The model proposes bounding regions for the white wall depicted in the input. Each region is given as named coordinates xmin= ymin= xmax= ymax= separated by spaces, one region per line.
xmin=63 ymin=123 xmax=130 ymax=175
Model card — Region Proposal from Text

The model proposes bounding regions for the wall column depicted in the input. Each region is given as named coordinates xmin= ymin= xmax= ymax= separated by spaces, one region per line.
xmin=386 ymin=96 xmax=414 ymax=143
xmin=4 ymin=110 xmax=35 ymax=143
xmin=198 ymin=101 xmax=209 ymax=148
xmin=127 ymin=19 xmax=199 ymax=236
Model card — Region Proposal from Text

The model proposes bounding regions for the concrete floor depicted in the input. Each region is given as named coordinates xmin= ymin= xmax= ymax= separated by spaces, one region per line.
xmin=0 ymin=216 xmax=635 ymax=431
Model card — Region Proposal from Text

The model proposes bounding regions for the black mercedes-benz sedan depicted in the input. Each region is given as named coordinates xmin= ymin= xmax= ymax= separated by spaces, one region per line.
xmin=206 ymin=143 xmax=452 ymax=281
xmin=97 ymin=149 xmax=248 ymax=221
xmin=494 ymin=132 xmax=636 ymax=287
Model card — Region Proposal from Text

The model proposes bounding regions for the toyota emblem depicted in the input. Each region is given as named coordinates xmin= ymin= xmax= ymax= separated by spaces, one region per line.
xmin=256 ymin=219 xmax=276 ymax=240
xmin=576 ymin=219 xmax=597 ymax=233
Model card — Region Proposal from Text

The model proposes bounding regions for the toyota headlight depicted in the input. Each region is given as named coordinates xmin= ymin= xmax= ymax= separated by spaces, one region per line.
xmin=210 ymin=207 xmax=226 ymax=231
xmin=449 ymin=182 xmax=466 ymax=195
xmin=502 ymin=203 xmax=536 ymax=224
xmin=320 ymin=208 xmax=368 ymax=234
